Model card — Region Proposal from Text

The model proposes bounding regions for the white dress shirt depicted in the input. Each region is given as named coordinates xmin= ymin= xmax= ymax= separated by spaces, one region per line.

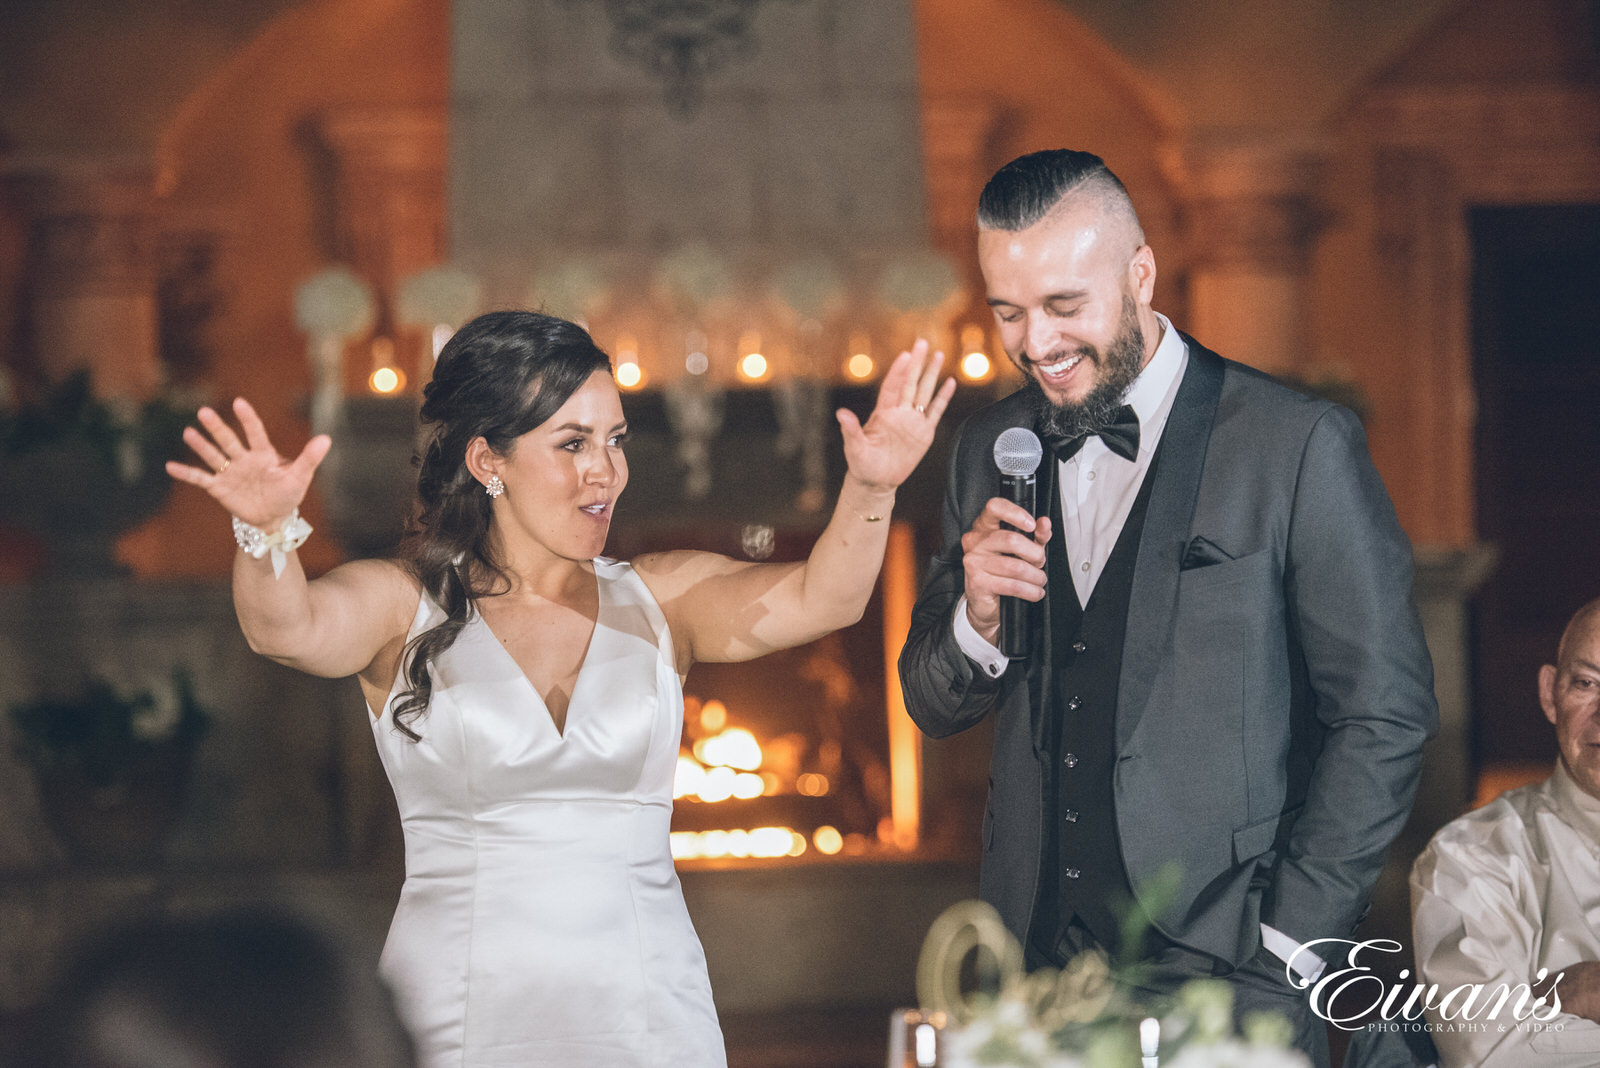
xmin=1411 ymin=761 xmax=1600 ymax=1067
xmin=950 ymin=314 xmax=1320 ymax=982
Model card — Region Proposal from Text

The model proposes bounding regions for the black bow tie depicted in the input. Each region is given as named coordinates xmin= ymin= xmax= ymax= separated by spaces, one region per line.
xmin=1041 ymin=404 xmax=1140 ymax=463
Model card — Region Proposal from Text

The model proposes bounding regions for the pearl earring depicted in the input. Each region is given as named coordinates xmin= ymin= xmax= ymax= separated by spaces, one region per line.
xmin=485 ymin=475 xmax=505 ymax=499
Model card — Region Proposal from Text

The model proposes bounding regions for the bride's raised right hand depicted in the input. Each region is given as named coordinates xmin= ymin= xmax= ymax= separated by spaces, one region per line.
xmin=165 ymin=397 xmax=331 ymax=530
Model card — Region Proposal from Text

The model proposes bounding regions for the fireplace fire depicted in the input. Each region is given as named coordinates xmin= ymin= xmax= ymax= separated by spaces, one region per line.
xmin=667 ymin=525 xmax=924 ymax=866
xmin=670 ymin=696 xmax=863 ymax=862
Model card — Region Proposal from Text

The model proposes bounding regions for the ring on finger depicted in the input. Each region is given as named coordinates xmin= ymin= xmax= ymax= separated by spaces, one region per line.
xmin=915 ymin=404 xmax=926 ymax=414
xmin=216 ymin=459 xmax=231 ymax=474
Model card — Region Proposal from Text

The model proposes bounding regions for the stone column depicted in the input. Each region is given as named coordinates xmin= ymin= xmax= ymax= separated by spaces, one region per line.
xmin=922 ymin=98 xmax=1003 ymax=256
xmin=1162 ymin=136 xmax=1327 ymax=375
xmin=312 ymin=109 xmax=445 ymax=556
xmin=921 ymin=98 xmax=1008 ymax=388
xmin=7 ymin=158 xmax=162 ymax=397
xmin=316 ymin=108 xmax=447 ymax=324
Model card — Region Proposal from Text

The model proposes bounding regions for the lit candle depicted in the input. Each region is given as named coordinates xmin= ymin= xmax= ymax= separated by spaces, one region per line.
xmin=846 ymin=331 xmax=874 ymax=380
xmin=369 ymin=366 xmax=404 ymax=394
xmin=614 ymin=333 xmax=645 ymax=389
xmin=738 ymin=352 xmax=768 ymax=381
xmin=737 ymin=330 xmax=767 ymax=381
xmin=959 ymin=323 xmax=994 ymax=382
xmin=914 ymin=1022 xmax=937 ymax=1066
xmin=1140 ymin=1015 xmax=1160 ymax=1067
xmin=367 ymin=336 xmax=405 ymax=394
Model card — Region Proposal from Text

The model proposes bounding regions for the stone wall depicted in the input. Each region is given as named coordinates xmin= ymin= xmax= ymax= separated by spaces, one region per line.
xmin=451 ymin=0 xmax=928 ymax=303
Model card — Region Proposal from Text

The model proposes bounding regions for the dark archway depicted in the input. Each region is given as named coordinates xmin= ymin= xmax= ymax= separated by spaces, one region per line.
xmin=1470 ymin=204 xmax=1600 ymax=768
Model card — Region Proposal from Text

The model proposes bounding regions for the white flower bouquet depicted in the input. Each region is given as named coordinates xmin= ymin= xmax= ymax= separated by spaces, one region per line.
xmin=652 ymin=242 xmax=735 ymax=315
xmin=293 ymin=265 xmax=376 ymax=340
xmin=529 ymin=255 xmax=614 ymax=323
xmin=397 ymin=264 xmax=482 ymax=328
xmin=877 ymin=249 xmax=963 ymax=314
xmin=770 ymin=255 xmax=848 ymax=321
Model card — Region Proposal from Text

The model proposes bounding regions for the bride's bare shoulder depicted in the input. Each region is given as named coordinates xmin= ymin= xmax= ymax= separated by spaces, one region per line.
xmin=629 ymin=550 xmax=742 ymax=597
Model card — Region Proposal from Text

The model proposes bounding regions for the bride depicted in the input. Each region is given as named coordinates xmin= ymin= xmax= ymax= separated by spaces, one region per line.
xmin=167 ymin=310 xmax=954 ymax=1068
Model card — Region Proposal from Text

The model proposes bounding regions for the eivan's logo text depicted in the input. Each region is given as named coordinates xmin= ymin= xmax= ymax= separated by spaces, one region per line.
xmin=1285 ymin=939 xmax=1566 ymax=1032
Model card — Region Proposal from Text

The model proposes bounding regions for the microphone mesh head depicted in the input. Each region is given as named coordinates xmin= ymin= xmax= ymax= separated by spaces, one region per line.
xmin=993 ymin=427 xmax=1043 ymax=476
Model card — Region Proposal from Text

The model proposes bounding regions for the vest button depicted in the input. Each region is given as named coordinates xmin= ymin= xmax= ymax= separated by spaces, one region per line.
xmin=1072 ymin=641 xmax=1087 ymax=653
xmin=1064 ymin=753 xmax=1078 ymax=767
xmin=1068 ymin=696 xmax=1082 ymax=711
xmin=1063 ymin=809 xmax=1079 ymax=823
xmin=1064 ymin=868 xmax=1081 ymax=879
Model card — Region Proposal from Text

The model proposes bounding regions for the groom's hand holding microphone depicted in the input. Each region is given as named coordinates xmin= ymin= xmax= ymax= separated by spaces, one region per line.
xmin=960 ymin=428 xmax=1051 ymax=657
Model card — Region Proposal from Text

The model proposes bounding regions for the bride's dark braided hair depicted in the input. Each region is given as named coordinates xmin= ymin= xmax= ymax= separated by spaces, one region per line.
xmin=390 ymin=310 xmax=612 ymax=740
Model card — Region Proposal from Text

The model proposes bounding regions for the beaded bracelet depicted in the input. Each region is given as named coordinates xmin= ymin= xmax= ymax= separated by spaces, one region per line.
xmin=232 ymin=509 xmax=313 ymax=578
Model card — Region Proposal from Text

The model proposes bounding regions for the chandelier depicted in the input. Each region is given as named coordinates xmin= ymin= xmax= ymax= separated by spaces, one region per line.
xmin=576 ymin=0 xmax=799 ymax=117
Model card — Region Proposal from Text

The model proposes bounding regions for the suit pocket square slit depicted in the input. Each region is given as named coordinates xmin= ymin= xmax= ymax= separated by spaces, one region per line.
xmin=1181 ymin=535 xmax=1235 ymax=571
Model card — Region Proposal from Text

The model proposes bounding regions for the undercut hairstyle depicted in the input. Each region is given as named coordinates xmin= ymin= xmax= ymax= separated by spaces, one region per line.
xmin=393 ymin=310 xmax=613 ymax=740
xmin=977 ymin=149 xmax=1143 ymax=242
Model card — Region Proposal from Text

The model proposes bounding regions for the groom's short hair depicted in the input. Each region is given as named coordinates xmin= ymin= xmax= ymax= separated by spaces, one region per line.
xmin=977 ymin=149 xmax=1142 ymax=241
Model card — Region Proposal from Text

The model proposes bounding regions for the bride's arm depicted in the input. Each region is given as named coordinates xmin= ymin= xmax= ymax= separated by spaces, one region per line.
xmin=168 ymin=398 xmax=418 ymax=681
xmin=635 ymin=342 xmax=954 ymax=671
xmin=234 ymin=555 xmax=417 ymax=680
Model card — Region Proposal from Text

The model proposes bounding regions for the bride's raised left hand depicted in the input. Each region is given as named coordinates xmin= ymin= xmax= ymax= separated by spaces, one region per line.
xmin=836 ymin=339 xmax=956 ymax=491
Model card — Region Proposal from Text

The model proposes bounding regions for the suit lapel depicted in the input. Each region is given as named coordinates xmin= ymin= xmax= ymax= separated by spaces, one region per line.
xmin=1029 ymin=447 xmax=1059 ymax=757
xmin=1114 ymin=339 xmax=1224 ymax=752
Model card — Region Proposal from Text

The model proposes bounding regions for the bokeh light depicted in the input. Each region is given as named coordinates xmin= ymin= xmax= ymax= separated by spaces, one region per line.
xmin=739 ymin=352 xmax=769 ymax=380
xmin=615 ymin=362 xmax=644 ymax=389
xmin=369 ymin=366 xmax=404 ymax=393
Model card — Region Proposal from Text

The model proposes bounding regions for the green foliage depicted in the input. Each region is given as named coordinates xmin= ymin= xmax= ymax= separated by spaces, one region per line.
xmin=9 ymin=670 xmax=211 ymax=790
xmin=0 ymin=370 xmax=191 ymax=478
xmin=1113 ymin=860 xmax=1185 ymax=972
xmin=1082 ymin=1026 xmax=1141 ymax=1068
xmin=1174 ymin=979 xmax=1236 ymax=1043
xmin=1241 ymin=1009 xmax=1296 ymax=1049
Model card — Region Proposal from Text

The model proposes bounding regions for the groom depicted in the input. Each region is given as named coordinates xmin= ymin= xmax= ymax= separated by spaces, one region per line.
xmin=898 ymin=149 xmax=1437 ymax=1065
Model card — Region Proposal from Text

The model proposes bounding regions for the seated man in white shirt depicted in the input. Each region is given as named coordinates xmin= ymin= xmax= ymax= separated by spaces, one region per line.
xmin=1411 ymin=597 xmax=1600 ymax=1067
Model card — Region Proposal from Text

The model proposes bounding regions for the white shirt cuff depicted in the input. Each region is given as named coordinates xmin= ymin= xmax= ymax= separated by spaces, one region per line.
xmin=952 ymin=596 xmax=1009 ymax=678
xmin=1260 ymin=923 xmax=1326 ymax=985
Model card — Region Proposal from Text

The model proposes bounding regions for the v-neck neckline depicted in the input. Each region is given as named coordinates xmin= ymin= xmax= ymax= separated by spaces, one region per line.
xmin=476 ymin=566 xmax=604 ymax=740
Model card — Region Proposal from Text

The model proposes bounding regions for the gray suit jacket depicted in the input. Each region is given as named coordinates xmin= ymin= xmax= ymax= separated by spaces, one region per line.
xmin=898 ymin=337 xmax=1438 ymax=969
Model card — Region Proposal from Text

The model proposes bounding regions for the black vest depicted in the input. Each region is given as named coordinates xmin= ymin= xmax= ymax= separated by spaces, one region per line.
xmin=1030 ymin=446 xmax=1161 ymax=966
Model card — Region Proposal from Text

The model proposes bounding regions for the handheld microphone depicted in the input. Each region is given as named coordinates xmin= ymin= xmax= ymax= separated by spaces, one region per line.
xmin=992 ymin=427 xmax=1044 ymax=659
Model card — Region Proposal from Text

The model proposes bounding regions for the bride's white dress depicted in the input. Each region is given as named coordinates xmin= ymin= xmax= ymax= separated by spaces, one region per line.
xmin=369 ymin=558 xmax=727 ymax=1067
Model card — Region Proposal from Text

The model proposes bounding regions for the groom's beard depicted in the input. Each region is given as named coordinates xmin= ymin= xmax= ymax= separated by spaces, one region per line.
xmin=1025 ymin=297 xmax=1146 ymax=441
